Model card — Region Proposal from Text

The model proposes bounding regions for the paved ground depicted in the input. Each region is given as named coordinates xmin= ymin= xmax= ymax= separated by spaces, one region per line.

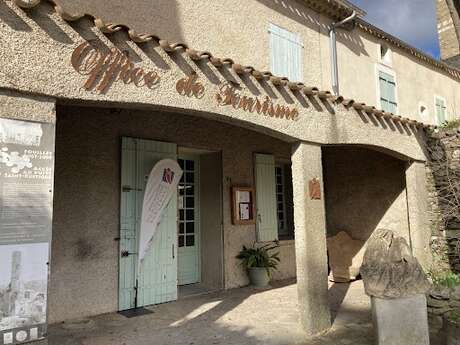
xmin=48 ymin=280 xmax=375 ymax=345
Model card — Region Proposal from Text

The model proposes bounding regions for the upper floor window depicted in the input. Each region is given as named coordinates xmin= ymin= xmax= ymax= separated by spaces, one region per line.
xmin=269 ymin=23 xmax=303 ymax=82
xmin=378 ymin=70 xmax=397 ymax=113
xmin=435 ymin=96 xmax=447 ymax=125
xmin=379 ymin=44 xmax=392 ymax=66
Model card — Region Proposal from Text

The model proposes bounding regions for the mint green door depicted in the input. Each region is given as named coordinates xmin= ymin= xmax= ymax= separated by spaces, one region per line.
xmin=255 ymin=154 xmax=278 ymax=242
xmin=119 ymin=137 xmax=178 ymax=310
xmin=177 ymin=155 xmax=201 ymax=285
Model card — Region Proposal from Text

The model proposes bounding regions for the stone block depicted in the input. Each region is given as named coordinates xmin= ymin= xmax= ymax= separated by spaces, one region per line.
xmin=428 ymin=306 xmax=453 ymax=315
xmin=428 ymin=314 xmax=444 ymax=332
xmin=449 ymin=299 xmax=460 ymax=308
xmin=327 ymin=231 xmax=365 ymax=282
xmin=428 ymin=296 xmax=450 ymax=308
xmin=371 ymin=294 xmax=430 ymax=345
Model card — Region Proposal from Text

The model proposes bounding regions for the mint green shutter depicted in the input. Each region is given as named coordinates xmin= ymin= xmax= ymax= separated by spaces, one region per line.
xmin=119 ymin=137 xmax=178 ymax=310
xmin=119 ymin=138 xmax=138 ymax=310
xmin=379 ymin=71 xmax=397 ymax=113
xmin=435 ymin=98 xmax=447 ymax=124
xmin=255 ymin=154 xmax=278 ymax=242
xmin=269 ymin=23 xmax=302 ymax=82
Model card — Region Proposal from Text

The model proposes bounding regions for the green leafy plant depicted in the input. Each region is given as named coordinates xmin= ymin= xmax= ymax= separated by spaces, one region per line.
xmin=236 ymin=242 xmax=280 ymax=277
xmin=430 ymin=271 xmax=460 ymax=289
xmin=448 ymin=310 xmax=460 ymax=325
xmin=439 ymin=119 xmax=460 ymax=130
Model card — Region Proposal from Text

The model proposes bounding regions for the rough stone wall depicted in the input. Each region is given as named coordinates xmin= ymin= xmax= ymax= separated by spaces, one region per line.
xmin=49 ymin=105 xmax=296 ymax=323
xmin=437 ymin=0 xmax=460 ymax=62
xmin=427 ymin=128 xmax=460 ymax=271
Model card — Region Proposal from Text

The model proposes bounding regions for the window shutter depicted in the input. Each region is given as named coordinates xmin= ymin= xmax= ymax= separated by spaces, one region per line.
xmin=379 ymin=73 xmax=389 ymax=112
xmin=379 ymin=71 xmax=397 ymax=113
xmin=436 ymin=98 xmax=447 ymax=124
xmin=255 ymin=154 xmax=278 ymax=242
xmin=269 ymin=24 xmax=302 ymax=82
xmin=386 ymin=74 xmax=397 ymax=114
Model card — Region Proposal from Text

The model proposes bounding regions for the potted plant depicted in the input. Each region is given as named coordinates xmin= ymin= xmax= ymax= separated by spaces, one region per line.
xmin=236 ymin=242 xmax=280 ymax=287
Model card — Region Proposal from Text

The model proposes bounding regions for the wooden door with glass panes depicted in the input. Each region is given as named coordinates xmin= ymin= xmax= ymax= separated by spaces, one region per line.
xmin=177 ymin=155 xmax=201 ymax=285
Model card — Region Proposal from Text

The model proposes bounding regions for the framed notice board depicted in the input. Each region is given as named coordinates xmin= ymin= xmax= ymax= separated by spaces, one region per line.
xmin=231 ymin=186 xmax=255 ymax=225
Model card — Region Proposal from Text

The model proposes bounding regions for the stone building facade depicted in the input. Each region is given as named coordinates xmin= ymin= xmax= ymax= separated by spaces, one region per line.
xmin=437 ymin=0 xmax=460 ymax=67
xmin=0 ymin=0 xmax=457 ymax=344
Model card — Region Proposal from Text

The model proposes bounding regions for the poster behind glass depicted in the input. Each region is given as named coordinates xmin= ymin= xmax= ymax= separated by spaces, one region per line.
xmin=0 ymin=118 xmax=55 ymax=345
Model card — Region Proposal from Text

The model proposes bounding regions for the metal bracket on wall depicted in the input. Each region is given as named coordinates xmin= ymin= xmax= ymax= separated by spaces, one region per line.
xmin=122 ymin=185 xmax=143 ymax=192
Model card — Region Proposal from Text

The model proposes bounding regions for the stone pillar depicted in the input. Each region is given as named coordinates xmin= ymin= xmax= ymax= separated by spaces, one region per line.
xmin=7 ymin=251 xmax=22 ymax=315
xmin=291 ymin=142 xmax=331 ymax=336
xmin=405 ymin=161 xmax=432 ymax=269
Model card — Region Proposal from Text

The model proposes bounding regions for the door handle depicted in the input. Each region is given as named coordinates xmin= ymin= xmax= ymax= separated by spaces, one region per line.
xmin=172 ymin=244 xmax=175 ymax=259
xmin=121 ymin=250 xmax=137 ymax=257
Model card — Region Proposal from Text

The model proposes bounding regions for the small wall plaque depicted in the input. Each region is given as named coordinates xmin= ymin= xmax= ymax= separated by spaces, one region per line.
xmin=231 ymin=186 xmax=255 ymax=225
xmin=309 ymin=178 xmax=321 ymax=200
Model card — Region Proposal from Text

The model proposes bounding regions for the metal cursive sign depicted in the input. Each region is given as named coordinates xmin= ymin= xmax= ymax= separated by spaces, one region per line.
xmin=175 ymin=74 xmax=205 ymax=99
xmin=71 ymin=42 xmax=161 ymax=93
xmin=71 ymin=43 xmax=299 ymax=121
xmin=215 ymin=83 xmax=299 ymax=121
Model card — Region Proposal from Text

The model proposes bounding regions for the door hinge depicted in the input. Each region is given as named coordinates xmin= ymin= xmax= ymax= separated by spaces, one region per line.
xmin=134 ymin=279 xmax=138 ymax=307
xmin=122 ymin=185 xmax=143 ymax=192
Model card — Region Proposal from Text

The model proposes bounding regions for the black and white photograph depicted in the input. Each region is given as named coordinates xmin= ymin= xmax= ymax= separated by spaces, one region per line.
xmin=0 ymin=243 xmax=48 ymax=332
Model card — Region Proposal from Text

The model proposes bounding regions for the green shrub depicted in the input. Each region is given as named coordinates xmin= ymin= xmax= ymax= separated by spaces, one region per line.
xmin=448 ymin=310 xmax=460 ymax=324
xmin=440 ymin=119 xmax=460 ymax=130
xmin=430 ymin=271 xmax=460 ymax=289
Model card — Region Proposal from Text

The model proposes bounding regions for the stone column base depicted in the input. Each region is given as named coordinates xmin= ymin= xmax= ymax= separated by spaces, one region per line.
xmin=371 ymin=294 xmax=429 ymax=345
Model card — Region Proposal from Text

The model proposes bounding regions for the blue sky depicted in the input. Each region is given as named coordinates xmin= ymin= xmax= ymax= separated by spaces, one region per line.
xmin=349 ymin=0 xmax=441 ymax=58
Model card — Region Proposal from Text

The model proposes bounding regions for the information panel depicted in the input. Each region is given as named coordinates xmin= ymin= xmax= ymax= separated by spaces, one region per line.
xmin=0 ymin=118 xmax=55 ymax=345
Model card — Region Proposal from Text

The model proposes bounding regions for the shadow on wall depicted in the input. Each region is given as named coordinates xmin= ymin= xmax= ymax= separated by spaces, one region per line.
xmin=322 ymin=145 xmax=409 ymax=319
xmin=0 ymin=0 xmax=184 ymax=44
xmin=55 ymin=0 xmax=184 ymax=43
xmin=322 ymin=145 xmax=408 ymax=242
xmin=255 ymin=0 xmax=368 ymax=57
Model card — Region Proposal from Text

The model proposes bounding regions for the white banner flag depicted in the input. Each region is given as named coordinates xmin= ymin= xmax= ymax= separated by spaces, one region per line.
xmin=138 ymin=159 xmax=183 ymax=264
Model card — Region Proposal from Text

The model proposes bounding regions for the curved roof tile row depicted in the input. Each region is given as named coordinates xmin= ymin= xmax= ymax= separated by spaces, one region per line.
xmin=11 ymin=0 xmax=434 ymax=130
xmin=357 ymin=19 xmax=460 ymax=81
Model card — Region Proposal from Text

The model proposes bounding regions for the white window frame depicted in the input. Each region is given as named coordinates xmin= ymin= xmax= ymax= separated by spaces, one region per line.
xmin=375 ymin=64 xmax=398 ymax=114
xmin=378 ymin=43 xmax=393 ymax=67
xmin=274 ymin=161 xmax=294 ymax=240
xmin=268 ymin=23 xmax=304 ymax=82
xmin=434 ymin=95 xmax=448 ymax=125
xmin=275 ymin=164 xmax=287 ymax=236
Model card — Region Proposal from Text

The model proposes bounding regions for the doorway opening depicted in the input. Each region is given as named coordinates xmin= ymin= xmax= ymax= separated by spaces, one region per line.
xmin=177 ymin=147 xmax=223 ymax=299
xmin=118 ymin=138 xmax=223 ymax=311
